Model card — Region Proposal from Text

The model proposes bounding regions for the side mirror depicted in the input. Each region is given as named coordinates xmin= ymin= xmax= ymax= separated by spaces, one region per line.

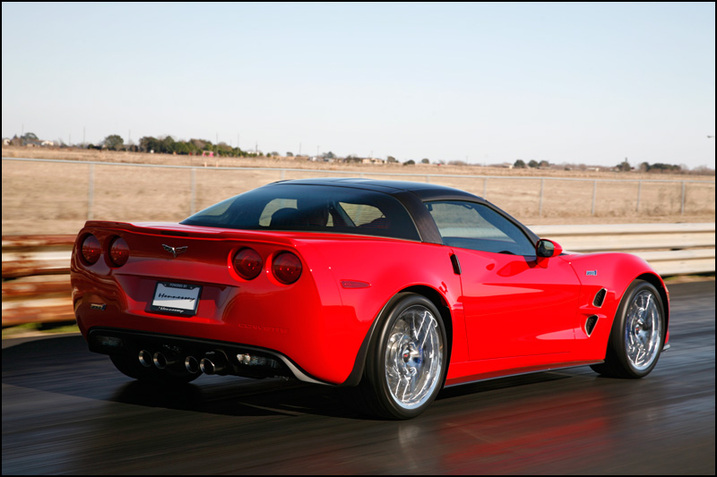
xmin=536 ymin=239 xmax=563 ymax=258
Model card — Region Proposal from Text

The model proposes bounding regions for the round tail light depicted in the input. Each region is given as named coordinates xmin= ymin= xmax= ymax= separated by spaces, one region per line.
xmin=81 ymin=234 xmax=102 ymax=264
xmin=109 ymin=236 xmax=129 ymax=267
xmin=272 ymin=252 xmax=302 ymax=285
xmin=233 ymin=248 xmax=263 ymax=280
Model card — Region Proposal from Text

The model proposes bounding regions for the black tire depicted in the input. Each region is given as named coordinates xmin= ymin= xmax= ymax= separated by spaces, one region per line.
xmin=591 ymin=279 xmax=666 ymax=378
xmin=110 ymin=353 xmax=200 ymax=384
xmin=358 ymin=293 xmax=448 ymax=419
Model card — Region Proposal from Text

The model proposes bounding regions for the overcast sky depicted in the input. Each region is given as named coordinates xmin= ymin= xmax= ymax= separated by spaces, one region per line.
xmin=2 ymin=2 xmax=715 ymax=169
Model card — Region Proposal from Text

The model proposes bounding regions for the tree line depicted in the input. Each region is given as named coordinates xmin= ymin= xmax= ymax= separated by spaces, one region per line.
xmin=99 ymin=134 xmax=260 ymax=157
xmin=515 ymin=158 xmax=690 ymax=174
xmin=5 ymin=131 xmax=710 ymax=174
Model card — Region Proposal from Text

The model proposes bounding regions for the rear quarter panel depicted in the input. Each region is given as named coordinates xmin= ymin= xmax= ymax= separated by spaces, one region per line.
xmin=294 ymin=236 xmax=467 ymax=370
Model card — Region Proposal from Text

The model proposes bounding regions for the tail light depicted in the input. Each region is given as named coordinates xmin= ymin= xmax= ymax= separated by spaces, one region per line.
xmin=109 ymin=236 xmax=129 ymax=267
xmin=81 ymin=234 xmax=102 ymax=264
xmin=272 ymin=252 xmax=302 ymax=284
xmin=233 ymin=248 xmax=263 ymax=280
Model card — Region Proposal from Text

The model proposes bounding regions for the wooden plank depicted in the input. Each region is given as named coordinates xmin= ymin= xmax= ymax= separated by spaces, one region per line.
xmin=2 ymin=275 xmax=72 ymax=299
xmin=2 ymin=235 xmax=75 ymax=251
xmin=2 ymin=260 xmax=71 ymax=279
xmin=554 ymin=232 xmax=716 ymax=252
xmin=652 ymin=259 xmax=716 ymax=277
xmin=2 ymin=298 xmax=75 ymax=327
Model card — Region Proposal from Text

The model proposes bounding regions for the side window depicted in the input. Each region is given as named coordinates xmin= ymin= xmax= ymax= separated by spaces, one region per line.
xmin=426 ymin=201 xmax=536 ymax=256
xmin=339 ymin=202 xmax=385 ymax=227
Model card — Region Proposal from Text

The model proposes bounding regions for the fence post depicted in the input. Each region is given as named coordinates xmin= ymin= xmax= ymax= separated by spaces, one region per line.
xmin=190 ymin=168 xmax=196 ymax=215
xmin=539 ymin=178 xmax=545 ymax=217
xmin=681 ymin=181 xmax=686 ymax=215
xmin=636 ymin=180 xmax=642 ymax=213
xmin=87 ymin=163 xmax=94 ymax=220
xmin=591 ymin=180 xmax=597 ymax=216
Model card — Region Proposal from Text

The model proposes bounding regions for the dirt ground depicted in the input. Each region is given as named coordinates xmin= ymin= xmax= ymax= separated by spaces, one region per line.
xmin=2 ymin=146 xmax=714 ymax=236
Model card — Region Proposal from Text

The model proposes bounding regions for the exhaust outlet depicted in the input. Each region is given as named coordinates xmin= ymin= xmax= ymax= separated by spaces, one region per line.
xmin=138 ymin=349 xmax=153 ymax=368
xmin=200 ymin=350 xmax=229 ymax=375
xmin=153 ymin=352 xmax=177 ymax=370
xmin=184 ymin=356 xmax=200 ymax=374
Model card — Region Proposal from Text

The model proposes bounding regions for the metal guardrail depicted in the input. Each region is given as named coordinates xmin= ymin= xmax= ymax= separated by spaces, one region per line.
xmin=2 ymin=224 xmax=715 ymax=327
xmin=531 ymin=223 xmax=716 ymax=276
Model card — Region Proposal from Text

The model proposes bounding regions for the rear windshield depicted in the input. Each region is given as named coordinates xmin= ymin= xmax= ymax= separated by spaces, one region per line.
xmin=181 ymin=183 xmax=421 ymax=241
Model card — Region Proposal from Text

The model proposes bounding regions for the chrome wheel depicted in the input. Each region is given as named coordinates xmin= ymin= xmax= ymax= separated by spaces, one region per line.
xmin=384 ymin=304 xmax=443 ymax=411
xmin=591 ymin=279 xmax=666 ymax=379
xmin=358 ymin=293 xmax=447 ymax=419
xmin=624 ymin=289 xmax=662 ymax=371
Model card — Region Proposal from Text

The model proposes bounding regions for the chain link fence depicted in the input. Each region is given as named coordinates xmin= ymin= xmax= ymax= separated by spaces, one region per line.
xmin=3 ymin=157 xmax=714 ymax=235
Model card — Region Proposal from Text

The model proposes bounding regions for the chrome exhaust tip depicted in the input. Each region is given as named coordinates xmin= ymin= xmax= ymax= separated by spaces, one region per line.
xmin=153 ymin=351 xmax=177 ymax=370
xmin=184 ymin=356 xmax=200 ymax=374
xmin=199 ymin=358 xmax=216 ymax=375
xmin=200 ymin=350 xmax=228 ymax=375
xmin=138 ymin=349 xmax=153 ymax=368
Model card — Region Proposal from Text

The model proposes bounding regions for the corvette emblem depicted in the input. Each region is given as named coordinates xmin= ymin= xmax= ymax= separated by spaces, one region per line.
xmin=162 ymin=244 xmax=188 ymax=258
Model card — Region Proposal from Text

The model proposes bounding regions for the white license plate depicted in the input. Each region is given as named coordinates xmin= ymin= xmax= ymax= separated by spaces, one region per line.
xmin=150 ymin=282 xmax=201 ymax=316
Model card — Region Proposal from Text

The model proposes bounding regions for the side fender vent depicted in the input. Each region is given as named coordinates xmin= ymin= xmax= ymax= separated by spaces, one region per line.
xmin=593 ymin=288 xmax=607 ymax=307
xmin=585 ymin=315 xmax=598 ymax=337
xmin=450 ymin=253 xmax=461 ymax=275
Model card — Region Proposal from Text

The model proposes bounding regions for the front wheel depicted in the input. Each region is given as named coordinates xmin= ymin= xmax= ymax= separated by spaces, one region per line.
xmin=591 ymin=279 xmax=666 ymax=378
xmin=359 ymin=293 xmax=447 ymax=419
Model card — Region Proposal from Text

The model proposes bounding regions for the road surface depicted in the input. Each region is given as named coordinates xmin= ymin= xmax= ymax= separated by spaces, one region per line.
xmin=2 ymin=280 xmax=714 ymax=474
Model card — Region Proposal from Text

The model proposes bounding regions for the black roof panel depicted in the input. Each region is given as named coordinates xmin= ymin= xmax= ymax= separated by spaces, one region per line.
xmin=271 ymin=177 xmax=483 ymax=201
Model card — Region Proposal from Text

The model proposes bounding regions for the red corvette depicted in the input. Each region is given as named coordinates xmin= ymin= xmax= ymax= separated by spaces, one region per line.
xmin=71 ymin=178 xmax=669 ymax=419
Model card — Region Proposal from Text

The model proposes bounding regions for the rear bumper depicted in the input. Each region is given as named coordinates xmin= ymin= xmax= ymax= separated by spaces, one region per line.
xmin=87 ymin=327 xmax=329 ymax=384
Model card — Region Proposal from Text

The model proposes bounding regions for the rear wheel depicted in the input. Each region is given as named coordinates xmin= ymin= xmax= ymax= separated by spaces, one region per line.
xmin=591 ymin=279 xmax=666 ymax=378
xmin=359 ymin=293 xmax=447 ymax=419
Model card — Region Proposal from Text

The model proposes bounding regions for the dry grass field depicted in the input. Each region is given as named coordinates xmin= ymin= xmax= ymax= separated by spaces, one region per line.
xmin=2 ymin=145 xmax=714 ymax=236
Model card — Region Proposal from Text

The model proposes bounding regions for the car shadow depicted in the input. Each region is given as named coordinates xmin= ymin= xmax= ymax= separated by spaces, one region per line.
xmin=3 ymin=334 xmax=585 ymax=421
xmin=2 ymin=335 xmax=364 ymax=419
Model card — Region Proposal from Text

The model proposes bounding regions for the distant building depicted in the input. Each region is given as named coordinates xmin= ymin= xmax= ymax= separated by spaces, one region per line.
xmin=362 ymin=157 xmax=385 ymax=165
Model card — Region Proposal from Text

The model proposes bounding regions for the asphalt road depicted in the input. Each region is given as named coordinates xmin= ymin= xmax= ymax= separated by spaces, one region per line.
xmin=2 ymin=280 xmax=714 ymax=475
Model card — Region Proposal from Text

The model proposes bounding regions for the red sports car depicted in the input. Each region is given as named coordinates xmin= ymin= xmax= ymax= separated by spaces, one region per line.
xmin=71 ymin=178 xmax=669 ymax=419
